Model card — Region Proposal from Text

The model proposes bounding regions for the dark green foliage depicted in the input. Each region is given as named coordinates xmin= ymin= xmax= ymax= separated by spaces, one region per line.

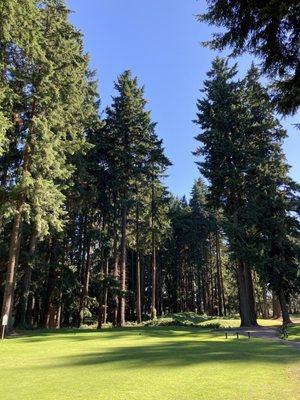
xmin=199 ymin=0 xmax=300 ymax=115
xmin=0 ymin=2 xmax=299 ymax=333
xmin=194 ymin=57 xmax=300 ymax=325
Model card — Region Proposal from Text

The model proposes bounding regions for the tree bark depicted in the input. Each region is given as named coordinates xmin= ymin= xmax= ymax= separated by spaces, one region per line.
xmin=245 ymin=262 xmax=257 ymax=324
xmin=119 ymin=194 xmax=127 ymax=327
xmin=1 ymin=209 xmax=23 ymax=331
xmin=237 ymin=260 xmax=257 ymax=326
xmin=135 ymin=204 xmax=142 ymax=323
xmin=272 ymin=292 xmax=281 ymax=319
xmin=103 ymin=258 xmax=109 ymax=325
xmin=151 ymin=233 xmax=157 ymax=319
xmin=79 ymin=241 xmax=91 ymax=325
xmin=215 ymin=233 xmax=223 ymax=316
xmin=278 ymin=288 xmax=292 ymax=325
xmin=41 ymin=238 xmax=58 ymax=328
xmin=15 ymin=231 xmax=38 ymax=328
xmin=261 ymin=282 xmax=268 ymax=319
xmin=219 ymin=257 xmax=227 ymax=316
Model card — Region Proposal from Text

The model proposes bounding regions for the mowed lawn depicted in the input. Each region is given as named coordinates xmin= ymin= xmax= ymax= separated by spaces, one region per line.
xmin=288 ymin=325 xmax=300 ymax=342
xmin=1 ymin=326 xmax=299 ymax=400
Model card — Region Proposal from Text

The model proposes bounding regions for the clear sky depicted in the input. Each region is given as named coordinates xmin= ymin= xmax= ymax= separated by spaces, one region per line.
xmin=67 ymin=0 xmax=299 ymax=198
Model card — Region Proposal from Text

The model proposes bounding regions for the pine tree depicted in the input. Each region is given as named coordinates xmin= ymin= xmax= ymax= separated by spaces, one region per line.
xmin=1 ymin=0 xmax=98 ymax=329
xmin=240 ymin=65 xmax=300 ymax=324
xmin=104 ymin=71 xmax=156 ymax=326
xmin=194 ymin=58 xmax=258 ymax=326
xmin=195 ymin=59 xmax=299 ymax=325
xmin=147 ymin=131 xmax=171 ymax=319
xmin=0 ymin=0 xmax=41 ymax=155
xmin=199 ymin=0 xmax=300 ymax=115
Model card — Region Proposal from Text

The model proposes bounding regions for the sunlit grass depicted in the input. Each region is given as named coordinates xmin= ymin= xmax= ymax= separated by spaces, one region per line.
xmin=1 ymin=326 xmax=299 ymax=400
xmin=287 ymin=325 xmax=300 ymax=342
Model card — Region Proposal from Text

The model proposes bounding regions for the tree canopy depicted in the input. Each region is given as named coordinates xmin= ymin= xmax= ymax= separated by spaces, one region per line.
xmin=199 ymin=0 xmax=300 ymax=115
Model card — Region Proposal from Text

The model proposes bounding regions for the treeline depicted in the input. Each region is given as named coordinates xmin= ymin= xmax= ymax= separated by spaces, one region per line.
xmin=0 ymin=1 xmax=299 ymax=332
xmin=194 ymin=59 xmax=300 ymax=325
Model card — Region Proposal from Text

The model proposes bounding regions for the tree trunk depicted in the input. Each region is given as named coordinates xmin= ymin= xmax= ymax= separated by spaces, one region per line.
xmin=278 ymin=288 xmax=292 ymax=325
xmin=26 ymin=292 xmax=35 ymax=327
xmin=41 ymin=238 xmax=57 ymax=328
xmin=150 ymin=183 xmax=157 ymax=319
xmin=272 ymin=292 xmax=281 ymax=319
xmin=79 ymin=241 xmax=91 ymax=325
xmin=15 ymin=231 xmax=38 ymax=328
xmin=151 ymin=226 xmax=157 ymax=319
xmin=219 ymin=257 xmax=227 ymax=316
xmin=119 ymin=195 xmax=127 ymax=327
xmin=1 ymin=100 xmax=36 ymax=332
xmin=112 ymin=243 xmax=119 ymax=327
xmin=135 ymin=205 xmax=142 ymax=323
xmin=237 ymin=261 xmax=257 ymax=327
xmin=261 ymin=282 xmax=268 ymax=319
xmin=103 ymin=258 xmax=109 ymax=325
xmin=215 ymin=233 xmax=223 ymax=316
xmin=97 ymin=257 xmax=106 ymax=331
xmin=197 ymin=267 xmax=203 ymax=314
xmin=1 ymin=209 xmax=23 ymax=332
xmin=245 ymin=263 xmax=257 ymax=324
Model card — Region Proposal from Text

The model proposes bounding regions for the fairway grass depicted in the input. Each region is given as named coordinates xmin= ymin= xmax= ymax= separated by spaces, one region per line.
xmin=1 ymin=327 xmax=299 ymax=400
xmin=287 ymin=325 xmax=300 ymax=342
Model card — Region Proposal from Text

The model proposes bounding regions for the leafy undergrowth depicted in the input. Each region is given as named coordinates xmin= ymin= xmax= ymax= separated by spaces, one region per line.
xmin=79 ymin=312 xmax=283 ymax=330
xmin=143 ymin=312 xmax=223 ymax=328
xmin=142 ymin=312 xmax=282 ymax=329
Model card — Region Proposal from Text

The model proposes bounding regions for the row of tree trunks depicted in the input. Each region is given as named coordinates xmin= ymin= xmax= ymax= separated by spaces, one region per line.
xmin=3 ymin=226 xmax=292 ymax=331
xmin=41 ymin=238 xmax=58 ymax=328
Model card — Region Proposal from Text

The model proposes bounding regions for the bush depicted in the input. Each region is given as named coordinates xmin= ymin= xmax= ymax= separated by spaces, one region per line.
xmin=143 ymin=312 xmax=214 ymax=328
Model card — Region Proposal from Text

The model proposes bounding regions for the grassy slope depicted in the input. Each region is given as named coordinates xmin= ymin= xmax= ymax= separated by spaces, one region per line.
xmin=1 ymin=326 xmax=299 ymax=400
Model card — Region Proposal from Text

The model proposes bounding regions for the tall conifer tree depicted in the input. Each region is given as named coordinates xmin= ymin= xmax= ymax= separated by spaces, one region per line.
xmin=104 ymin=71 xmax=155 ymax=326
xmin=194 ymin=58 xmax=258 ymax=326
xmin=1 ymin=0 xmax=98 ymax=328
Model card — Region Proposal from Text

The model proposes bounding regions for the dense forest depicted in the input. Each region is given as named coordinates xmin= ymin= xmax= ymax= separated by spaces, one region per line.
xmin=0 ymin=0 xmax=299 ymax=334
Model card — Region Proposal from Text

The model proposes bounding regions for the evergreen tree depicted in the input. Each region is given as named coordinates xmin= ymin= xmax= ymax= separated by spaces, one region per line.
xmin=240 ymin=65 xmax=300 ymax=323
xmin=199 ymin=0 xmax=300 ymax=115
xmin=194 ymin=58 xmax=258 ymax=326
xmin=195 ymin=58 xmax=299 ymax=325
xmin=147 ymin=131 xmax=171 ymax=319
xmin=1 ymin=0 xmax=98 ymax=328
xmin=104 ymin=71 xmax=156 ymax=326
xmin=0 ymin=0 xmax=41 ymax=155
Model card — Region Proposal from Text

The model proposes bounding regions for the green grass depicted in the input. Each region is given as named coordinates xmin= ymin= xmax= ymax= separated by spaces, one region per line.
xmin=1 ymin=326 xmax=299 ymax=400
xmin=287 ymin=325 xmax=300 ymax=342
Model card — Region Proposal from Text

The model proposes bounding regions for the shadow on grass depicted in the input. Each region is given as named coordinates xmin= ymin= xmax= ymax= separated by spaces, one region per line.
xmin=37 ymin=335 xmax=300 ymax=370
xmin=17 ymin=326 xmax=213 ymax=343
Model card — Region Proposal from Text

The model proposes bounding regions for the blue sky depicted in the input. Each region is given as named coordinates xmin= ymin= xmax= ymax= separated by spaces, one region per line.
xmin=67 ymin=0 xmax=299 ymax=198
